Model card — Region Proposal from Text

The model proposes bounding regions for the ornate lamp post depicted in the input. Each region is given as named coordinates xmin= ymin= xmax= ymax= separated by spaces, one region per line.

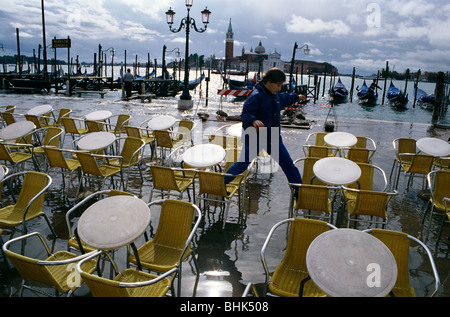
xmin=289 ymin=42 xmax=310 ymax=93
xmin=166 ymin=0 xmax=211 ymax=109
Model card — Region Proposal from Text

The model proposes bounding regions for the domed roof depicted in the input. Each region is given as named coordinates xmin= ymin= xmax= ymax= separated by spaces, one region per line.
xmin=255 ymin=41 xmax=265 ymax=54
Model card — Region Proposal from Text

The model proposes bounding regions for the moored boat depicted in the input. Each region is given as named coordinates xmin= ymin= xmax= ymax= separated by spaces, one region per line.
xmin=329 ymin=78 xmax=348 ymax=103
xmin=387 ymin=82 xmax=409 ymax=109
xmin=357 ymin=81 xmax=378 ymax=105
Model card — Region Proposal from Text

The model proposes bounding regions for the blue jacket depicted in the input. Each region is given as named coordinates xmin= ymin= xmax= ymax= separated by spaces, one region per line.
xmin=241 ymin=83 xmax=299 ymax=131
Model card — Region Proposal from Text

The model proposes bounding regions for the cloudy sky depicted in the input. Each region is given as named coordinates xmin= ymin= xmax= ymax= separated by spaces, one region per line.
xmin=1 ymin=0 xmax=449 ymax=75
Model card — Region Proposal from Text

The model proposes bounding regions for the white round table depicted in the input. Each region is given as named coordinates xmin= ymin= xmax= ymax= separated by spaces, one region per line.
xmin=147 ymin=115 xmax=177 ymax=131
xmin=416 ymin=137 xmax=450 ymax=157
xmin=85 ymin=110 xmax=113 ymax=122
xmin=325 ymin=132 xmax=358 ymax=148
xmin=27 ymin=104 xmax=53 ymax=116
xmin=313 ymin=157 xmax=362 ymax=186
xmin=306 ymin=229 xmax=398 ymax=297
xmin=0 ymin=121 xmax=36 ymax=141
xmin=77 ymin=132 xmax=116 ymax=152
xmin=182 ymin=144 xmax=226 ymax=169
xmin=0 ymin=166 xmax=5 ymax=182
xmin=77 ymin=196 xmax=151 ymax=250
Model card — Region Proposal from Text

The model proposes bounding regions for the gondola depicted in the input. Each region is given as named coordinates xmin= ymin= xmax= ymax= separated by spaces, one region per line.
xmin=387 ymin=82 xmax=408 ymax=109
xmin=414 ymin=87 xmax=435 ymax=104
xmin=329 ymin=78 xmax=348 ymax=103
xmin=357 ymin=81 xmax=378 ymax=104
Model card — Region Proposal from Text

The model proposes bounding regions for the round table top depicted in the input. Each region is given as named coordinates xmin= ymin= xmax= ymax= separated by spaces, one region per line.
xmin=77 ymin=196 xmax=151 ymax=250
xmin=313 ymin=157 xmax=362 ymax=186
xmin=0 ymin=121 xmax=36 ymax=141
xmin=0 ymin=166 xmax=5 ymax=182
xmin=306 ymin=229 xmax=398 ymax=297
xmin=27 ymin=104 xmax=53 ymax=116
xmin=77 ymin=132 xmax=116 ymax=151
xmin=182 ymin=144 xmax=226 ymax=168
xmin=227 ymin=123 xmax=243 ymax=138
xmin=325 ymin=132 xmax=358 ymax=148
xmin=147 ymin=115 xmax=177 ymax=131
xmin=416 ymin=137 xmax=450 ymax=157
xmin=85 ymin=110 xmax=113 ymax=121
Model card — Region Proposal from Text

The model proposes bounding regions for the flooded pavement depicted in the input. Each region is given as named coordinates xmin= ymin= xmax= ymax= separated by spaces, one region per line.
xmin=0 ymin=73 xmax=448 ymax=297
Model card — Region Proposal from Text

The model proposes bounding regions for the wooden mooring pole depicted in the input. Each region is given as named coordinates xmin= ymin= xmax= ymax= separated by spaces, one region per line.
xmin=350 ymin=67 xmax=355 ymax=102
xmin=432 ymin=72 xmax=445 ymax=122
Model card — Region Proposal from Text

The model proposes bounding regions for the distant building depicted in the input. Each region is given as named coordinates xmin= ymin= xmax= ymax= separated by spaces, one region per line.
xmin=208 ymin=19 xmax=338 ymax=76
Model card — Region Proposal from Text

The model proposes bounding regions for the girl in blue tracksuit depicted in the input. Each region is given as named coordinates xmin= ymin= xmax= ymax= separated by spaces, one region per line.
xmin=224 ymin=68 xmax=305 ymax=186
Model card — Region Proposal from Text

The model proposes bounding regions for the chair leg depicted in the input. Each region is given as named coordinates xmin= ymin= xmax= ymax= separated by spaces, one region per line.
xmin=222 ymin=200 xmax=231 ymax=229
xmin=43 ymin=214 xmax=57 ymax=238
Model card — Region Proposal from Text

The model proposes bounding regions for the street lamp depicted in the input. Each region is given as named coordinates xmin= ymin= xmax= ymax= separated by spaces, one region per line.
xmin=105 ymin=47 xmax=115 ymax=90
xmin=165 ymin=0 xmax=211 ymax=109
xmin=289 ymin=42 xmax=310 ymax=93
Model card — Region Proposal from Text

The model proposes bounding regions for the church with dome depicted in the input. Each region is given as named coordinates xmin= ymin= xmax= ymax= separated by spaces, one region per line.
xmin=211 ymin=19 xmax=338 ymax=76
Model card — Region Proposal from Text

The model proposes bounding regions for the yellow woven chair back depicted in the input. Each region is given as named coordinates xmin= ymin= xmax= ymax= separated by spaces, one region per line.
xmin=25 ymin=114 xmax=44 ymax=129
xmin=294 ymin=184 xmax=331 ymax=213
xmin=80 ymin=269 xmax=170 ymax=297
xmin=348 ymin=190 xmax=389 ymax=218
xmin=85 ymin=120 xmax=103 ymax=133
xmin=346 ymin=148 xmax=370 ymax=163
xmin=354 ymin=136 xmax=368 ymax=148
xmin=314 ymin=132 xmax=328 ymax=146
xmin=369 ymin=229 xmax=415 ymax=297
xmin=151 ymin=165 xmax=181 ymax=191
xmin=15 ymin=172 xmax=50 ymax=220
xmin=0 ymin=143 xmax=13 ymax=161
xmin=2 ymin=112 xmax=16 ymax=125
xmin=270 ymin=218 xmax=331 ymax=297
xmin=53 ymin=108 xmax=71 ymax=126
xmin=301 ymin=157 xmax=325 ymax=185
xmin=431 ymin=170 xmax=450 ymax=211
xmin=304 ymin=145 xmax=332 ymax=158
xmin=76 ymin=152 xmax=103 ymax=176
xmin=198 ymin=171 xmax=229 ymax=197
xmin=155 ymin=130 xmax=173 ymax=148
xmin=153 ymin=200 xmax=195 ymax=252
xmin=112 ymin=114 xmax=131 ymax=134
xmin=43 ymin=127 xmax=63 ymax=147
xmin=120 ymin=137 xmax=143 ymax=165
xmin=397 ymin=138 xmax=416 ymax=155
xmin=348 ymin=163 xmax=375 ymax=191
xmin=402 ymin=154 xmax=434 ymax=174
xmin=43 ymin=147 xmax=72 ymax=169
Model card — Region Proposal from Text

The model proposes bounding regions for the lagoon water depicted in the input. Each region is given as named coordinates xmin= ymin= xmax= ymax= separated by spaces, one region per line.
xmin=0 ymin=70 xmax=448 ymax=297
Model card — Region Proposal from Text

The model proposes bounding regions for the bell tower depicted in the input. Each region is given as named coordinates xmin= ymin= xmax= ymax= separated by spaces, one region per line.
xmin=225 ymin=19 xmax=234 ymax=61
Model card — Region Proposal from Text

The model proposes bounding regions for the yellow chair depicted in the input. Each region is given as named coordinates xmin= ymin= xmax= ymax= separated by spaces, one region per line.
xmin=261 ymin=218 xmax=337 ymax=297
xmin=46 ymin=108 xmax=72 ymax=128
xmin=149 ymin=164 xmax=195 ymax=203
xmin=302 ymin=145 xmax=336 ymax=158
xmin=0 ymin=105 xmax=16 ymax=127
xmin=77 ymin=250 xmax=176 ymax=297
xmin=28 ymin=127 xmax=63 ymax=165
xmin=75 ymin=151 xmax=124 ymax=197
xmin=85 ymin=120 xmax=104 ymax=133
xmin=196 ymin=170 xmax=244 ymax=229
xmin=43 ymin=146 xmax=81 ymax=197
xmin=0 ymin=171 xmax=55 ymax=237
xmin=344 ymin=163 xmax=388 ymax=201
xmin=125 ymin=125 xmax=155 ymax=158
xmin=128 ymin=199 xmax=202 ymax=297
xmin=209 ymin=134 xmax=239 ymax=149
xmin=305 ymin=132 xmax=328 ymax=146
xmin=345 ymin=148 xmax=372 ymax=163
xmin=389 ymin=138 xmax=417 ymax=184
xmin=3 ymin=232 xmax=97 ymax=297
xmin=173 ymin=119 xmax=195 ymax=145
xmin=61 ymin=117 xmax=89 ymax=143
xmin=25 ymin=114 xmax=47 ymax=130
xmin=154 ymin=130 xmax=185 ymax=163
xmin=422 ymin=170 xmax=450 ymax=247
xmin=364 ymin=229 xmax=440 ymax=297
xmin=293 ymin=157 xmax=326 ymax=185
xmin=343 ymin=187 xmax=398 ymax=229
xmin=394 ymin=153 xmax=434 ymax=191
xmin=350 ymin=136 xmax=377 ymax=162
xmin=0 ymin=142 xmax=38 ymax=172
xmin=107 ymin=137 xmax=145 ymax=190
xmin=1 ymin=112 xmax=17 ymax=126
xmin=107 ymin=114 xmax=131 ymax=135
xmin=65 ymin=190 xmax=136 ymax=254
xmin=288 ymin=183 xmax=334 ymax=223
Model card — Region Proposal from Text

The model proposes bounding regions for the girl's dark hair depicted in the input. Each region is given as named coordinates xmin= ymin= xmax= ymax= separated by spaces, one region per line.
xmin=261 ymin=68 xmax=286 ymax=84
